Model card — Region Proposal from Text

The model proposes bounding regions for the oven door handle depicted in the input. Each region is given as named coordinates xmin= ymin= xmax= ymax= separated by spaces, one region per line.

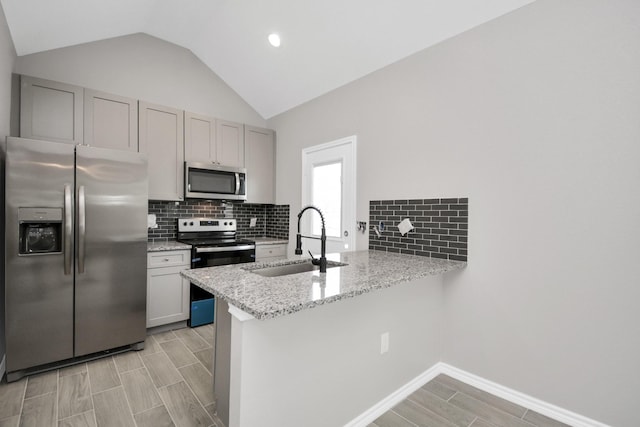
xmin=195 ymin=244 xmax=255 ymax=254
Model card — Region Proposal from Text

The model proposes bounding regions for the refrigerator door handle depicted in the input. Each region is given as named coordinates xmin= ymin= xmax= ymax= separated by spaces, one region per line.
xmin=78 ymin=185 xmax=86 ymax=274
xmin=64 ymin=184 xmax=73 ymax=275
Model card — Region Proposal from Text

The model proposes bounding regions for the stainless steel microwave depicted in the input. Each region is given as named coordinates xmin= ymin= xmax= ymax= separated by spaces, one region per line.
xmin=185 ymin=162 xmax=247 ymax=200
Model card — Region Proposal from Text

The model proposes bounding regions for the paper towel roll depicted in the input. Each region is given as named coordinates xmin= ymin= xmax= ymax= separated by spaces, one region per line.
xmin=397 ymin=218 xmax=414 ymax=236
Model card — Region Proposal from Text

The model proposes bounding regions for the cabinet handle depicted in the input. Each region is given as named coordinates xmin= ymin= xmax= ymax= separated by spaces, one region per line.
xmin=164 ymin=258 xmax=170 ymax=262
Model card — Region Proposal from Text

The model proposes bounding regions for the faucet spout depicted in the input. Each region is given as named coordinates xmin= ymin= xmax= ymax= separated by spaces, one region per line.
xmin=295 ymin=205 xmax=327 ymax=273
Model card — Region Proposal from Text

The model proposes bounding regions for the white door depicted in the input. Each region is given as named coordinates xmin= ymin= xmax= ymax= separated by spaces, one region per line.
xmin=301 ymin=136 xmax=357 ymax=256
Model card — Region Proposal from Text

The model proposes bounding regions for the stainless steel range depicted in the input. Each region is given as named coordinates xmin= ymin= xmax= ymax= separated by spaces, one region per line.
xmin=177 ymin=218 xmax=254 ymax=329
xmin=176 ymin=218 xmax=255 ymax=268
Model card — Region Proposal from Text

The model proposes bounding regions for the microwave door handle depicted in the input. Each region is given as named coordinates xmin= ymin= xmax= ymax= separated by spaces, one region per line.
xmin=64 ymin=184 xmax=73 ymax=275
xmin=78 ymin=185 xmax=86 ymax=274
xmin=235 ymin=173 xmax=240 ymax=195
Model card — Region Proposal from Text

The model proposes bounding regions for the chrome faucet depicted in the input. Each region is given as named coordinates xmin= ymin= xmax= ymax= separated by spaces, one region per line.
xmin=295 ymin=205 xmax=327 ymax=273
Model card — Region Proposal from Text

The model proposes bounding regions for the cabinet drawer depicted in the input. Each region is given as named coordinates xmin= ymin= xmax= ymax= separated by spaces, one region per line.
xmin=255 ymin=244 xmax=287 ymax=261
xmin=147 ymin=250 xmax=191 ymax=268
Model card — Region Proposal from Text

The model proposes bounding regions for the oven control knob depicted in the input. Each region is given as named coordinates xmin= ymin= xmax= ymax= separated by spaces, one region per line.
xmin=224 ymin=222 xmax=228 ymax=226
xmin=183 ymin=221 xmax=188 ymax=226
xmin=229 ymin=221 xmax=233 ymax=226
xmin=190 ymin=222 xmax=194 ymax=226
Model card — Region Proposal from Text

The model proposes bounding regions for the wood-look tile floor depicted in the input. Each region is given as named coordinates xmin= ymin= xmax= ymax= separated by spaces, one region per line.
xmin=368 ymin=374 xmax=571 ymax=427
xmin=0 ymin=324 xmax=224 ymax=427
xmin=1 ymin=326 xmax=571 ymax=427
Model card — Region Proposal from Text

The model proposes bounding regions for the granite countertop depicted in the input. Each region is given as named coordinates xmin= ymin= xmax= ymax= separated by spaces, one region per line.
xmin=252 ymin=237 xmax=289 ymax=245
xmin=147 ymin=241 xmax=192 ymax=252
xmin=181 ymin=250 xmax=465 ymax=320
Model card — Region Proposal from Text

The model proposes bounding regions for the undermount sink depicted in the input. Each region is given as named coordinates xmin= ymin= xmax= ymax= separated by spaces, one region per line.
xmin=248 ymin=260 xmax=347 ymax=277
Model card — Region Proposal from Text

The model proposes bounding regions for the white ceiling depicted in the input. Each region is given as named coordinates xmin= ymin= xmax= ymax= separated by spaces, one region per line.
xmin=1 ymin=0 xmax=535 ymax=119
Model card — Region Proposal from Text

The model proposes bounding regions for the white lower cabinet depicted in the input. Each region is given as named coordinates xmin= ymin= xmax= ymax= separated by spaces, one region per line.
xmin=147 ymin=250 xmax=191 ymax=328
xmin=255 ymin=243 xmax=288 ymax=263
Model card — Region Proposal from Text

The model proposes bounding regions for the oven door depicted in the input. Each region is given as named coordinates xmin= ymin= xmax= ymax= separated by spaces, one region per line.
xmin=191 ymin=244 xmax=255 ymax=268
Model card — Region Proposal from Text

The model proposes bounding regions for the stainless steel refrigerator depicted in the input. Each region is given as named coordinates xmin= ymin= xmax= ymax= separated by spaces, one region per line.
xmin=5 ymin=137 xmax=148 ymax=381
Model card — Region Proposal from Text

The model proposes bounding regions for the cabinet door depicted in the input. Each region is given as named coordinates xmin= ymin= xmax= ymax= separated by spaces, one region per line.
xmin=255 ymin=244 xmax=287 ymax=262
xmin=84 ymin=89 xmax=138 ymax=151
xmin=216 ymin=120 xmax=244 ymax=168
xmin=184 ymin=111 xmax=216 ymax=162
xmin=139 ymin=102 xmax=184 ymax=201
xmin=147 ymin=265 xmax=190 ymax=328
xmin=20 ymin=75 xmax=83 ymax=144
xmin=245 ymin=126 xmax=275 ymax=204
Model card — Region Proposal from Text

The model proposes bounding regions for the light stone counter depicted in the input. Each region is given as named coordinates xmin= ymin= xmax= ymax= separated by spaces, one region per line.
xmin=147 ymin=241 xmax=192 ymax=252
xmin=181 ymin=250 xmax=465 ymax=320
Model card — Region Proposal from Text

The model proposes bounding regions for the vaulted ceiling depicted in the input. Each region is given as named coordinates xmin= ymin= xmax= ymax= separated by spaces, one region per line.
xmin=1 ymin=0 xmax=535 ymax=118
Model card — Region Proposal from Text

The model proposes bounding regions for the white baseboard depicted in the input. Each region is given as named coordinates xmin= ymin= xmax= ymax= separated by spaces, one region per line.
xmin=347 ymin=362 xmax=610 ymax=427
xmin=0 ymin=354 xmax=5 ymax=380
xmin=438 ymin=363 xmax=609 ymax=427
xmin=343 ymin=363 xmax=442 ymax=427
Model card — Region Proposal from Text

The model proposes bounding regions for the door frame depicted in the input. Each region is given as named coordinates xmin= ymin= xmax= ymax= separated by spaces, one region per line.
xmin=301 ymin=135 xmax=357 ymax=252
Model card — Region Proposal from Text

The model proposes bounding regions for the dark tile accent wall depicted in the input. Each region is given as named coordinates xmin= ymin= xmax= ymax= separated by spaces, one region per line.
xmin=147 ymin=200 xmax=230 ymax=241
xmin=234 ymin=203 xmax=268 ymax=239
xmin=233 ymin=203 xmax=290 ymax=240
xmin=148 ymin=200 xmax=290 ymax=242
xmin=265 ymin=204 xmax=290 ymax=239
xmin=369 ymin=198 xmax=468 ymax=262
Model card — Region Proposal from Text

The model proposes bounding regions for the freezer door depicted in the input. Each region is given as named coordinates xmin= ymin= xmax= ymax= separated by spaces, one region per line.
xmin=5 ymin=137 xmax=75 ymax=372
xmin=74 ymin=145 xmax=148 ymax=356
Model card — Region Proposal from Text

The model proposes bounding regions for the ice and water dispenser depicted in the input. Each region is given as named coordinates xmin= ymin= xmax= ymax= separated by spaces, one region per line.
xmin=18 ymin=208 xmax=63 ymax=255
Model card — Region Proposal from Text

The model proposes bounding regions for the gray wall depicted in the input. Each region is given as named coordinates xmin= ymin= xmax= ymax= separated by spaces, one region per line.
xmin=268 ymin=1 xmax=640 ymax=425
xmin=231 ymin=276 xmax=445 ymax=427
xmin=0 ymin=1 xmax=16 ymax=376
xmin=13 ymin=33 xmax=266 ymax=127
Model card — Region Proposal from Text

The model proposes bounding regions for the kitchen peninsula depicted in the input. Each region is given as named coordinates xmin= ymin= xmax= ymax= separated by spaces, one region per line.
xmin=182 ymin=251 xmax=465 ymax=427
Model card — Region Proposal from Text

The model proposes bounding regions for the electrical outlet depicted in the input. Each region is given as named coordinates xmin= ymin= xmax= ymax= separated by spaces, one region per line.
xmin=380 ymin=332 xmax=389 ymax=354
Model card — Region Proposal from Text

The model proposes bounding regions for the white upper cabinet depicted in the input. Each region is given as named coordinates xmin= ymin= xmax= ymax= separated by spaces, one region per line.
xmin=17 ymin=75 xmax=274 ymax=203
xmin=139 ymin=101 xmax=184 ymax=201
xmin=20 ymin=75 xmax=83 ymax=145
xmin=216 ymin=120 xmax=245 ymax=168
xmin=84 ymin=89 xmax=138 ymax=151
xmin=185 ymin=112 xmax=244 ymax=168
xmin=184 ymin=111 xmax=215 ymax=162
xmin=244 ymin=125 xmax=275 ymax=204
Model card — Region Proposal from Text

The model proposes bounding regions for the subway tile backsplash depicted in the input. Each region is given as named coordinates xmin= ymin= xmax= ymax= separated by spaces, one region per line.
xmin=235 ymin=203 xmax=290 ymax=240
xmin=148 ymin=200 xmax=289 ymax=242
xmin=369 ymin=198 xmax=468 ymax=262
xmin=265 ymin=204 xmax=291 ymax=239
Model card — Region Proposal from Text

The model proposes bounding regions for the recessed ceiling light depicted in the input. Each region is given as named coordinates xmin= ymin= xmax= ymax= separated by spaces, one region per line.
xmin=268 ymin=33 xmax=281 ymax=48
